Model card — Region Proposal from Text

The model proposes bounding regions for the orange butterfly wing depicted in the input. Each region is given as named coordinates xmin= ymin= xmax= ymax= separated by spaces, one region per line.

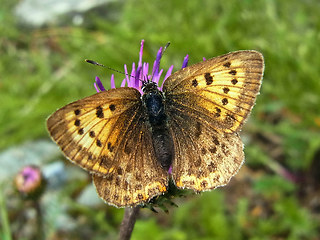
xmin=47 ymin=88 xmax=168 ymax=207
xmin=163 ymin=50 xmax=264 ymax=191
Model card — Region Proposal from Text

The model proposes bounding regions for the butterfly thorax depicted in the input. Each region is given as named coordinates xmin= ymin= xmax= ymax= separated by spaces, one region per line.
xmin=142 ymin=82 xmax=166 ymax=126
xmin=142 ymin=82 xmax=174 ymax=171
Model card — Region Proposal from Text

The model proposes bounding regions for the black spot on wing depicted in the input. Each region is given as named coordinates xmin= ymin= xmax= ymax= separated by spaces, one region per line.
xmin=204 ymin=73 xmax=213 ymax=85
xmin=89 ymin=131 xmax=95 ymax=138
xmin=229 ymin=70 xmax=237 ymax=75
xmin=74 ymin=119 xmax=81 ymax=126
xmin=231 ymin=79 xmax=238 ymax=85
xmin=78 ymin=128 xmax=84 ymax=135
xmin=223 ymin=62 xmax=231 ymax=68
xmin=192 ymin=79 xmax=198 ymax=87
xmin=96 ymin=139 xmax=102 ymax=147
xmin=96 ymin=106 xmax=104 ymax=118
xmin=215 ymin=107 xmax=221 ymax=117
xmin=109 ymin=104 xmax=116 ymax=111
xmin=223 ymin=87 xmax=230 ymax=94
xmin=107 ymin=142 xmax=114 ymax=152
xmin=222 ymin=98 xmax=228 ymax=105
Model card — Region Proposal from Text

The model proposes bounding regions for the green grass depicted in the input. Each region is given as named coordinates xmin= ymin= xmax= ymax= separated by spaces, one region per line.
xmin=1 ymin=0 xmax=320 ymax=239
xmin=0 ymin=184 xmax=12 ymax=240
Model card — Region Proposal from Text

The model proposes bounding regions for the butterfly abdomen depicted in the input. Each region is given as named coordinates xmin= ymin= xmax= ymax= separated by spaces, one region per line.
xmin=151 ymin=128 xmax=174 ymax=170
xmin=142 ymin=83 xmax=174 ymax=170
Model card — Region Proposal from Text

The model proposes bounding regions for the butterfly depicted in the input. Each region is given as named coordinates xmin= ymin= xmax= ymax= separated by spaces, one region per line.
xmin=47 ymin=50 xmax=264 ymax=207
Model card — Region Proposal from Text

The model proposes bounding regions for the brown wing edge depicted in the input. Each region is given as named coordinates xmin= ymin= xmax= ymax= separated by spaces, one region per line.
xmin=92 ymin=173 xmax=168 ymax=208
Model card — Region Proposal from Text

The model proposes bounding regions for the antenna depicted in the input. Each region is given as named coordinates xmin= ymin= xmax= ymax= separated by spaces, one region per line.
xmin=86 ymin=42 xmax=171 ymax=84
xmin=163 ymin=42 xmax=170 ymax=53
xmin=85 ymin=59 xmax=129 ymax=76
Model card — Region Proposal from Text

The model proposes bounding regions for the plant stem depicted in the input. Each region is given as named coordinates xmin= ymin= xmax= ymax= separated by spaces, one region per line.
xmin=118 ymin=206 xmax=140 ymax=240
xmin=33 ymin=200 xmax=44 ymax=240
xmin=0 ymin=185 xmax=12 ymax=240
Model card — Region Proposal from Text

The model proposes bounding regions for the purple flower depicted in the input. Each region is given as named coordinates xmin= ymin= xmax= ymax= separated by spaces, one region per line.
xmin=94 ymin=40 xmax=189 ymax=93
xmin=15 ymin=165 xmax=45 ymax=198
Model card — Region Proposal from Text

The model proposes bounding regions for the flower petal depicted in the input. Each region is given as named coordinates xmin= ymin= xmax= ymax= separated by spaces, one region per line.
xmin=152 ymin=47 xmax=163 ymax=80
xmin=182 ymin=54 xmax=189 ymax=69
xmin=110 ymin=74 xmax=115 ymax=89
xmin=93 ymin=40 xmax=188 ymax=95
xmin=95 ymin=76 xmax=105 ymax=92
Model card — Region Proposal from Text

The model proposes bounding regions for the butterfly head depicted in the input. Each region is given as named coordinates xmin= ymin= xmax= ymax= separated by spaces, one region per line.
xmin=141 ymin=80 xmax=159 ymax=94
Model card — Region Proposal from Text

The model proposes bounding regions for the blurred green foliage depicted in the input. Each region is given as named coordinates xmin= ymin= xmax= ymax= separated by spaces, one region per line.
xmin=1 ymin=0 xmax=320 ymax=239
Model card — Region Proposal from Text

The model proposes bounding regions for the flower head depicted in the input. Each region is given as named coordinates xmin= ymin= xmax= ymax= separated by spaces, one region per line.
xmin=94 ymin=40 xmax=189 ymax=93
xmin=15 ymin=165 xmax=46 ymax=199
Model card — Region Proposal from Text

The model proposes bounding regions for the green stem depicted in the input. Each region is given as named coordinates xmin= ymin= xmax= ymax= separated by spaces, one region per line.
xmin=0 ymin=185 xmax=12 ymax=240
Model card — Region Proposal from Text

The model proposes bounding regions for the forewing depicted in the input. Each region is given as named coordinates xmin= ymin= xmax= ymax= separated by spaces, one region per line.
xmin=163 ymin=50 xmax=264 ymax=133
xmin=47 ymin=87 xmax=168 ymax=207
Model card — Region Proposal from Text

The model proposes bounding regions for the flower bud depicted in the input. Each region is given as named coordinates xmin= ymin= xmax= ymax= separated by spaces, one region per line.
xmin=15 ymin=165 xmax=46 ymax=199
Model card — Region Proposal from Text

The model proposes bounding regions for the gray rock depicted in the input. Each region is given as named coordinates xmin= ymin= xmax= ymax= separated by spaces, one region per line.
xmin=0 ymin=140 xmax=60 ymax=183
xmin=77 ymin=184 xmax=102 ymax=207
xmin=14 ymin=0 xmax=114 ymax=27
